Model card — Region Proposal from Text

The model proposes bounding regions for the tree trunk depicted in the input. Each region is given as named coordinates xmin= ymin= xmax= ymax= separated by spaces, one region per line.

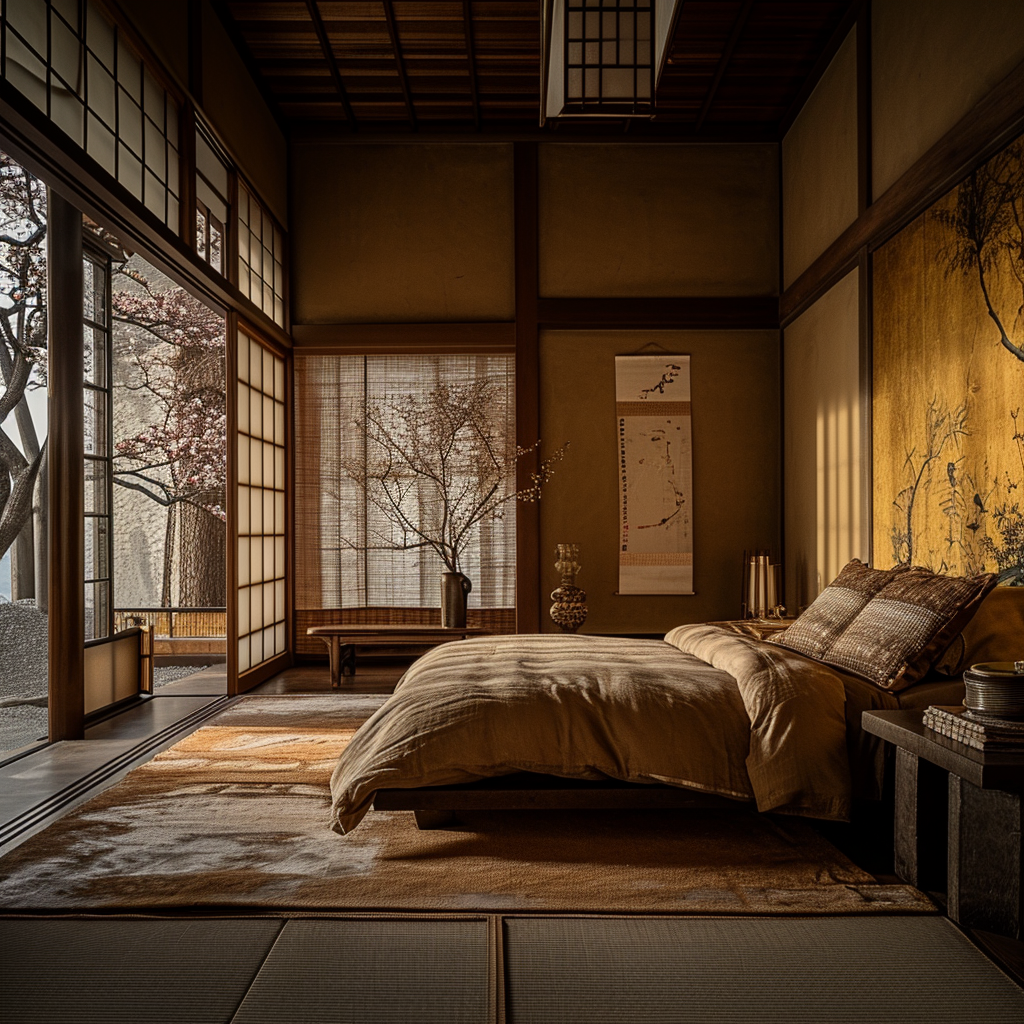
xmin=161 ymin=503 xmax=175 ymax=607
xmin=11 ymin=515 xmax=34 ymax=601
xmin=178 ymin=500 xmax=226 ymax=606
xmin=33 ymin=449 xmax=47 ymax=614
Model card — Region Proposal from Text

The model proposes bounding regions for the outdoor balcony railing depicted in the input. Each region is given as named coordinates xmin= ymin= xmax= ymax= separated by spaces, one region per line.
xmin=114 ymin=607 xmax=227 ymax=639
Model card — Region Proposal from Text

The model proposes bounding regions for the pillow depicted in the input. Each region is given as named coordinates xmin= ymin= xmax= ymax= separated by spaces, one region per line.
xmin=773 ymin=560 xmax=997 ymax=691
xmin=767 ymin=559 xmax=908 ymax=660
xmin=933 ymin=586 xmax=1024 ymax=676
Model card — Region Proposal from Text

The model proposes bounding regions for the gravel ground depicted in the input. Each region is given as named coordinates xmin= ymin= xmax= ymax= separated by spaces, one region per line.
xmin=0 ymin=600 xmax=212 ymax=756
xmin=154 ymin=665 xmax=212 ymax=687
xmin=0 ymin=602 xmax=48 ymax=703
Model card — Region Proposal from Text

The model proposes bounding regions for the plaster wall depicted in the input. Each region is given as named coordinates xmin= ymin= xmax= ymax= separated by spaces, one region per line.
xmin=290 ymin=143 xmax=515 ymax=324
xmin=118 ymin=0 xmax=188 ymax=87
xmin=539 ymin=329 xmax=780 ymax=633
xmin=782 ymin=29 xmax=858 ymax=288
xmin=872 ymin=0 xmax=1024 ymax=200
xmin=201 ymin=3 xmax=288 ymax=225
xmin=782 ymin=269 xmax=864 ymax=612
xmin=538 ymin=144 xmax=779 ymax=298
xmin=119 ymin=0 xmax=287 ymax=225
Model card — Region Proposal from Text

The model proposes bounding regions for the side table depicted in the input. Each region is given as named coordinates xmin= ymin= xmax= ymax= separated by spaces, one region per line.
xmin=863 ymin=709 xmax=1024 ymax=938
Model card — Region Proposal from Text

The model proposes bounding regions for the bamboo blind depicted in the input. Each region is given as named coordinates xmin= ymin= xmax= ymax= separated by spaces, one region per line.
xmin=294 ymin=354 xmax=516 ymax=648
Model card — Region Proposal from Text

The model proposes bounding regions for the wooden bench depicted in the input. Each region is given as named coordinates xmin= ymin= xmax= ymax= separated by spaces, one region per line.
xmin=306 ymin=624 xmax=491 ymax=687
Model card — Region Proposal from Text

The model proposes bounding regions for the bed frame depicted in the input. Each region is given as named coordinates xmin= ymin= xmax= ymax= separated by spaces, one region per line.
xmin=372 ymin=773 xmax=753 ymax=829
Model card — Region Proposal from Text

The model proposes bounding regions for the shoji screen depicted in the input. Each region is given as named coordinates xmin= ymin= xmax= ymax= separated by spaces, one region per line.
xmin=233 ymin=325 xmax=287 ymax=686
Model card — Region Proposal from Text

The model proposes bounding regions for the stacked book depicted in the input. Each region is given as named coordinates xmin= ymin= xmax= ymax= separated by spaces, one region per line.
xmin=924 ymin=705 xmax=1024 ymax=751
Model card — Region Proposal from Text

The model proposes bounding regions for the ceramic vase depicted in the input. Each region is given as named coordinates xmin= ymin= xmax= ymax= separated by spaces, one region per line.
xmin=549 ymin=544 xmax=587 ymax=633
xmin=441 ymin=572 xmax=473 ymax=628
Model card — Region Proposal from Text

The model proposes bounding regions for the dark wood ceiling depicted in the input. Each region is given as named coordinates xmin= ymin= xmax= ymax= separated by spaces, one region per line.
xmin=219 ymin=1 xmax=857 ymax=137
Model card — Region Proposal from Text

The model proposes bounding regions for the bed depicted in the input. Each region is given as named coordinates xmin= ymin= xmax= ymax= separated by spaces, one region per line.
xmin=329 ymin=561 xmax=1020 ymax=834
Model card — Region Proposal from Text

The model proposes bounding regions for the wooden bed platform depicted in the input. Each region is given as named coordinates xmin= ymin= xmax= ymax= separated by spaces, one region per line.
xmin=372 ymin=773 xmax=753 ymax=829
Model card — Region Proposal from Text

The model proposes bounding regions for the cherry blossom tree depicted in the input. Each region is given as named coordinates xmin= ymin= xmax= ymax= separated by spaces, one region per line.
xmin=112 ymin=264 xmax=226 ymax=606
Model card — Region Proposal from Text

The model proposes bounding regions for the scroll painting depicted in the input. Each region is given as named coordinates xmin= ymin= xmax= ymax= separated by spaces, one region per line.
xmin=616 ymin=355 xmax=694 ymax=594
xmin=873 ymin=133 xmax=1024 ymax=585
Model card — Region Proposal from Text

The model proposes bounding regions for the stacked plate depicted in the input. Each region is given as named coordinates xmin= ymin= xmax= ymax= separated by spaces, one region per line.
xmin=963 ymin=662 xmax=1024 ymax=719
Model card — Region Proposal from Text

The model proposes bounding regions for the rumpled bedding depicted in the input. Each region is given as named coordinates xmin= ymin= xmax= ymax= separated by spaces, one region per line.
xmin=329 ymin=626 xmax=852 ymax=834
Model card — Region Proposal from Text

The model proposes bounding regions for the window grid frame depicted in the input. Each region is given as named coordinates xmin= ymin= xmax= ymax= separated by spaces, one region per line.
xmin=563 ymin=0 xmax=654 ymax=115
xmin=235 ymin=325 xmax=287 ymax=675
xmin=82 ymin=244 xmax=115 ymax=642
xmin=0 ymin=0 xmax=182 ymax=232
xmin=236 ymin=178 xmax=285 ymax=328
xmin=194 ymin=118 xmax=231 ymax=278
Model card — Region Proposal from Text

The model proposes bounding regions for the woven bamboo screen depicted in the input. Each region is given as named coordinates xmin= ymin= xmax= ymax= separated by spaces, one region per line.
xmin=294 ymin=354 xmax=516 ymax=652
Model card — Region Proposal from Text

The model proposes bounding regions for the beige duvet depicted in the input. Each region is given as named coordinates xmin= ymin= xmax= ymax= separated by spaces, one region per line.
xmin=329 ymin=625 xmax=852 ymax=834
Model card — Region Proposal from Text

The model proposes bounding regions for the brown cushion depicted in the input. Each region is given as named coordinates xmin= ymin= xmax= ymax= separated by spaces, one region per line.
xmin=766 ymin=560 xmax=907 ymax=661
xmin=933 ymin=586 xmax=1024 ymax=676
xmin=773 ymin=560 xmax=997 ymax=691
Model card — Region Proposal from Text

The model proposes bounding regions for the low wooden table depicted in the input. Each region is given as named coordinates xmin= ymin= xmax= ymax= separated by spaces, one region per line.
xmin=863 ymin=709 xmax=1024 ymax=938
xmin=306 ymin=624 xmax=491 ymax=687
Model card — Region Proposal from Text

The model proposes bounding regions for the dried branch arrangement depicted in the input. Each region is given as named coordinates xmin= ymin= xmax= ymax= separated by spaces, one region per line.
xmin=340 ymin=377 xmax=568 ymax=575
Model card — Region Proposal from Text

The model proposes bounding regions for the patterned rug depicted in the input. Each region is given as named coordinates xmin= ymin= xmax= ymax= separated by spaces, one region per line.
xmin=0 ymin=695 xmax=934 ymax=914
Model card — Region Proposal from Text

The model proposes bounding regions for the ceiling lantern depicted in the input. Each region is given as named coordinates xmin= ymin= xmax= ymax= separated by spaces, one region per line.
xmin=542 ymin=0 xmax=679 ymax=123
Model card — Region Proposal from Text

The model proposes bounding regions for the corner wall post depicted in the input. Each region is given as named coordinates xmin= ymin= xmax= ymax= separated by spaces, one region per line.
xmin=514 ymin=142 xmax=540 ymax=633
xmin=47 ymin=188 xmax=85 ymax=741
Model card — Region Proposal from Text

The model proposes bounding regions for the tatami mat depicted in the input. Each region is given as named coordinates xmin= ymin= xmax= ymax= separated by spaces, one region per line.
xmin=230 ymin=918 xmax=491 ymax=1024
xmin=503 ymin=916 xmax=1024 ymax=1023
xmin=0 ymin=918 xmax=282 ymax=1023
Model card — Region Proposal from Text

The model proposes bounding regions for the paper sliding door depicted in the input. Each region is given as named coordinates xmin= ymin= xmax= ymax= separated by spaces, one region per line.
xmin=228 ymin=322 xmax=290 ymax=693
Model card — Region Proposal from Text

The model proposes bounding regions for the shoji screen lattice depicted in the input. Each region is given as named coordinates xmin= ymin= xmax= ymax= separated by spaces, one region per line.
xmin=235 ymin=327 xmax=286 ymax=676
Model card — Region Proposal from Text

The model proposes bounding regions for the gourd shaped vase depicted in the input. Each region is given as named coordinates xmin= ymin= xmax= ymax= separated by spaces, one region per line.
xmin=549 ymin=544 xmax=587 ymax=633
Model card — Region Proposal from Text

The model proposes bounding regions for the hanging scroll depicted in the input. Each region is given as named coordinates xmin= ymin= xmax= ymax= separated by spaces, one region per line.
xmin=616 ymin=355 xmax=694 ymax=595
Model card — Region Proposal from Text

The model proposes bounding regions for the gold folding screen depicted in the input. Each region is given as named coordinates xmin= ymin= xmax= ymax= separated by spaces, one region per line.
xmin=232 ymin=325 xmax=287 ymax=684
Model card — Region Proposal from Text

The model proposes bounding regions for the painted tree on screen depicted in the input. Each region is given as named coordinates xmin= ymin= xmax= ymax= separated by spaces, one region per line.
xmin=937 ymin=137 xmax=1024 ymax=364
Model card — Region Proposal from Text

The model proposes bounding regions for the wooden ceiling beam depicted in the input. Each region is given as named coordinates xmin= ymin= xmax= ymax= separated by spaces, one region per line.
xmin=382 ymin=0 xmax=418 ymax=130
xmin=694 ymin=0 xmax=755 ymax=133
xmin=304 ymin=0 xmax=358 ymax=128
xmin=463 ymin=0 xmax=482 ymax=130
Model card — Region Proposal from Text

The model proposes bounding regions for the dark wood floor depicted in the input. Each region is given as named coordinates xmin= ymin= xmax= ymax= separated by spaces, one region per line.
xmin=249 ymin=658 xmax=411 ymax=695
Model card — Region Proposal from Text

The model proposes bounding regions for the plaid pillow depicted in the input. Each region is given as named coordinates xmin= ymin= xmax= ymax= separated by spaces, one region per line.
xmin=773 ymin=560 xmax=997 ymax=691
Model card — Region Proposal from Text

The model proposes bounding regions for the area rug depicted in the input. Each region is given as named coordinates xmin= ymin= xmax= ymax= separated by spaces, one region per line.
xmin=0 ymin=695 xmax=934 ymax=914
